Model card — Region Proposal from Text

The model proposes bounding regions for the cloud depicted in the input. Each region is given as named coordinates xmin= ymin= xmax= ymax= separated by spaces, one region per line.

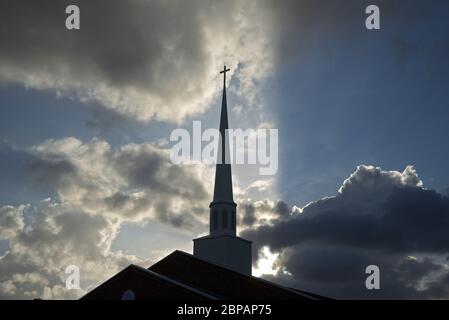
xmin=239 ymin=199 xmax=293 ymax=229
xmin=0 ymin=135 xmax=217 ymax=299
xmin=27 ymin=137 xmax=211 ymax=229
xmin=1 ymin=0 xmax=444 ymax=126
xmin=4 ymin=149 xmax=449 ymax=299
xmin=0 ymin=132 xmax=283 ymax=299
xmin=0 ymin=201 xmax=143 ymax=299
xmin=0 ymin=0 xmax=275 ymax=123
xmin=243 ymin=165 xmax=449 ymax=299
xmin=0 ymin=205 xmax=26 ymax=239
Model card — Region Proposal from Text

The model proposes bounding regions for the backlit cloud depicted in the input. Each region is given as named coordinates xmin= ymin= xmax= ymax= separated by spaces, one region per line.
xmin=0 ymin=0 xmax=275 ymax=123
xmin=243 ymin=165 xmax=449 ymax=299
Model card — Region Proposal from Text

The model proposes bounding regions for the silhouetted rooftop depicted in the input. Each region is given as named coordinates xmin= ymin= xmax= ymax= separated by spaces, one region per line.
xmin=81 ymin=250 xmax=327 ymax=300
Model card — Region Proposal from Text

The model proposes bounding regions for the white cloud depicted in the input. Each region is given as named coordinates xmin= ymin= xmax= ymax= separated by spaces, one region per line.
xmin=29 ymin=137 xmax=212 ymax=228
xmin=0 ymin=0 xmax=276 ymax=123
xmin=338 ymin=164 xmax=423 ymax=196
xmin=0 ymin=205 xmax=26 ymax=240
xmin=0 ymin=201 xmax=143 ymax=299
xmin=0 ymin=136 xmax=219 ymax=299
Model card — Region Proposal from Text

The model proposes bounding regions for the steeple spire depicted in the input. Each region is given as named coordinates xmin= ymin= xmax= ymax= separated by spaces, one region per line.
xmin=210 ymin=65 xmax=236 ymax=236
xmin=217 ymin=65 xmax=231 ymax=166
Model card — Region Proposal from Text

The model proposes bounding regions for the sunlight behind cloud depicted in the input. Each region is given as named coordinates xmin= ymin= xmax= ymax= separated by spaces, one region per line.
xmin=253 ymin=246 xmax=279 ymax=277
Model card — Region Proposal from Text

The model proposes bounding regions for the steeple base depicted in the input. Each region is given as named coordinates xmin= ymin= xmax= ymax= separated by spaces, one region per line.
xmin=193 ymin=235 xmax=252 ymax=275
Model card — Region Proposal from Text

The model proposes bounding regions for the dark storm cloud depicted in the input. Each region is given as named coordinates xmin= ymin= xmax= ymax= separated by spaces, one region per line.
xmin=273 ymin=200 xmax=291 ymax=217
xmin=0 ymin=0 xmax=204 ymax=120
xmin=240 ymin=202 xmax=257 ymax=226
xmin=264 ymin=246 xmax=449 ymax=299
xmin=0 ymin=0 xmax=274 ymax=122
xmin=239 ymin=200 xmax=292 ymax=227
xmin=112 ymin=144 xmax=207 ymax=199
xmin=243 ymin=165 xmax=449 ymax=299
xmin=28 ymin=157 xmax=81 ymax=193
xmin=249 ymin=187 xmax=449 ymax=254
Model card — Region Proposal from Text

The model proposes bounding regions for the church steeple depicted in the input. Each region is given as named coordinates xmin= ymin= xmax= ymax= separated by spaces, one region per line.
xmin=193 ymin=65 xmax=252 ymax=276
xmin=210 ymin=65 xmax=237 ymax=236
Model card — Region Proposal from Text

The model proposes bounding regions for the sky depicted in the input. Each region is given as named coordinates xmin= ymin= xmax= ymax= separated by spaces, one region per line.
xmin=1 ymin=0 xmax=449 ymax=299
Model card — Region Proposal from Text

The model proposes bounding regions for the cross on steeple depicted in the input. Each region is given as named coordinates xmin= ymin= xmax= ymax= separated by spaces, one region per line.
xmin=219 ymin=65 xmax=230 ymax=86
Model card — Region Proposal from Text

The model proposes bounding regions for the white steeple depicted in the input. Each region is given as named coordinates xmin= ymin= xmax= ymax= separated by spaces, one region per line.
xmin=210 ymin=65 xmax=237 ymax=237
xmin=193 ymin=66 xmax=252 ymax=275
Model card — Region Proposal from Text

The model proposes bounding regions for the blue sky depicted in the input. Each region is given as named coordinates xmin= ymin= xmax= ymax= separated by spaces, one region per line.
xmin=275 ymin=1 xmax=449 ymax=205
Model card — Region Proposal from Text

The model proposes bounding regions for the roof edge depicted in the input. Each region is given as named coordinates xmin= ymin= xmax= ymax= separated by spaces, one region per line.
xmin=130 ymin=264 xmax=220 ymax=300
xmin=151 ymin=250 xmax=323 ymax=300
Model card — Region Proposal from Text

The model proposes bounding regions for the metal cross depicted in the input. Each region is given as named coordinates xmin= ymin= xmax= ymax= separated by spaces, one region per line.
xmin=219 ymin=65 xmax=231 ymax=86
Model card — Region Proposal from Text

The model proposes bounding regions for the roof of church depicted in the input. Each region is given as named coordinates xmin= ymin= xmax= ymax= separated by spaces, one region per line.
xmin=81 ymin=250 xmax=328 ymax=300
xmin=80 ymin=262 xmax=215 ymax=300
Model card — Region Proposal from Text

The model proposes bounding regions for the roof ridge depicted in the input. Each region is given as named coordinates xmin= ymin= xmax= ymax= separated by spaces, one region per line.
xmin=153 ymin=250 xmax=252 ymax=279
xmin=150 ymin=250 xmax=320 ymax=299
xmin=130 ymin=264 xmax=219 ymax=300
